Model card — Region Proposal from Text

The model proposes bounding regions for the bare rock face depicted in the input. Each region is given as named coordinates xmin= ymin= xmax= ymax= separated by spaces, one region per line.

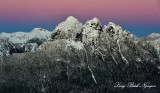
xmin=0 ymin=17 xmax=160 ymax=93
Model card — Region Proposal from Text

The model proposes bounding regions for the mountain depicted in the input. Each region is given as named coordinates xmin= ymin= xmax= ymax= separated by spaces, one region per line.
xmin=0 ymin=16 xmax=160 ymax=93
xmin=144 ymin=33 xmax=160 ymax=40
xmin=51 ymin=16 xmax=83 ymax=40
xmin=144 ymin=33 xmax=160 ymax=59
xmin=0 ymin=28 xmax=51 ymax=56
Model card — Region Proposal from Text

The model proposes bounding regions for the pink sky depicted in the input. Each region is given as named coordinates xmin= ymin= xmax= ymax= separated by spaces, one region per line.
xmin=0 ymin=0 xmax=160 ymax=23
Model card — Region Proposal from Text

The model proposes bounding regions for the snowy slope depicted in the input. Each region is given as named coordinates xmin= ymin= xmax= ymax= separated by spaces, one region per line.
xmin=0 ymin=28 xmax=51 ymax=56
xmin=0 ymin=28 xmax=51 ymax=44
xmin=144 ymin=33 xmax=160 ymax=40
xmin=144 ymin=33 xmax=160 ymax=59
xmin=51 ymin=16 xmax=83 ymax=40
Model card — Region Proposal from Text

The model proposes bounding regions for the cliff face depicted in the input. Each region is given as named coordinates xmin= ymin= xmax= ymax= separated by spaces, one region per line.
xmin=0 ymin=16 xmax=160 ymax=93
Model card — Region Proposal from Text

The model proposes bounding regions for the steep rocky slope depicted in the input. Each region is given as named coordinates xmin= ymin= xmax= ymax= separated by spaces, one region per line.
xmin=0 ymin=16 xmax=160 ymax=93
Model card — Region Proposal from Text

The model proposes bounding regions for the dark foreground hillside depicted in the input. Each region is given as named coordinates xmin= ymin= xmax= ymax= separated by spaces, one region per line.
xmin=0 ymin=40 xmax=159 ymax=93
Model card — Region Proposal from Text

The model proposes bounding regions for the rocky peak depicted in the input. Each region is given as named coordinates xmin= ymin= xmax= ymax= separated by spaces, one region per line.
xmin=65 ymin=16 xmax=79 ymax=23
xmin=31 ymin=28 xmax=49 ymax=32
xmin=84 ymin=17 xmax=102 ymax=30
xmin=81 ymin=18 xmax=103 ymax=44
xmin=105 ymin=22 xmax=124 ymax=34
xmin=57 ymin=16 xmax=81 ymax=28
xmin=0 ymin=16 xmax=160 ymax=93
xmin=144 ymin=33 xmax=160 ymax=40
xmin=144 ymin=33 xmax=160 ymax=59
xmin=0 ymin=28 xmax=51 ymax=56
xmin=104 ymin=22 xmax=135 ymax=41
xmin=51 ymin=16 xmax=83 ymax=40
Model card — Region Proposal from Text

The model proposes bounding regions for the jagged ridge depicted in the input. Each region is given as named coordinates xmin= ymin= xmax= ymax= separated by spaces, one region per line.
xmin=0 ymin=16 xmax=160 ymax=93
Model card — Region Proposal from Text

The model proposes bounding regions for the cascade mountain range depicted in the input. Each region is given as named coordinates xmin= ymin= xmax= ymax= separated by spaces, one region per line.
xmin=0 ymin=16 xmax=160 ymax=93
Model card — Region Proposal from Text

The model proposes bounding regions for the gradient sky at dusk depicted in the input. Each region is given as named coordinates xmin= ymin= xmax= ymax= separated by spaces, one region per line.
xmin=0 ymin=0 xmax=160 ymax=37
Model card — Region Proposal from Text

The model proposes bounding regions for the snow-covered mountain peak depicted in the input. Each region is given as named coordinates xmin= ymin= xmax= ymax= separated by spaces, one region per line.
xmin=108 ymin=22 xmax=116 ymax=28
xmin=92 ymin=17 xmax=100 ymax=23
xmin=144 ymin=33 xmax=160 ymax=59
xmin=54 ymin=16 xmax=82 ymax=31
xmin=31 ymin=28 xmax=51 ymax=38
xmin=85 ymin=17 xmax=101 ymax=28
xmin=103 ymin=22 xmax=137 ymax=41
xmin=31 ymin=28 xmax=49 ymax=32
xmin=145 ymin=33 xmax=160 ymax=40
xmin=66 ymin=16 xmax=79 ymax=23
xmin=0 ymin=32 xmax=12 ymax=38
xmin=108 ymin=22 xmax=115 ymax=25
xmin=1 ymin=17 xmax=160 ymax=93
xmin=107 ymin=22 xmax=122 ymax=30
xmin=81 ymin=18 xmax=103 ymax=44
xmin=149 ymin=33 xmax=160 ymax=36
xmin=51 ymin=16 xmax=83 ymax=40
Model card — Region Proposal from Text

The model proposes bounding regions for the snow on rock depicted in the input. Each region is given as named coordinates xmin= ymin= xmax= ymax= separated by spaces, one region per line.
xmin=151 ymin=39 xmax=160 ymax=58
xmin=0 ymin=28 xmax=51 ymax=56
xmin=24 ymin=43 xmax=38 ymax=52
xmin=9 ymin=32 xmax=30 ymax=44
xmin=0 ymin=28 xmax=51 ymax=44
xmin=104 ymin=22 xmax=135 ymax=40
xmin=31 ymin=28 xmax=51 ymax=40
xmin=9 ymin=28 xmax=51 ymax=44
xmin=0 ymin=32 xmax=12 ymax=38
xmin=0 ymin=38 xmax=12 ymax=56
xmin=145 ymin=33 xmax=160 ymax=59
xmin=117 ymin=39 xmax=129 ymax=64
xmin=51 ymin=16 xmax=83 ymax=40
xmin=144 ymin=33 xmax=160 ymax=40
xmin=82 ymin=17 xmax=103 ymax=44
xmin=0 ymin=44 xmax=10 ymax=56
xmin=66 ymin=39 xmax=84 ymax=50
xmin=136 ymin=58 xmax=142 ymax=62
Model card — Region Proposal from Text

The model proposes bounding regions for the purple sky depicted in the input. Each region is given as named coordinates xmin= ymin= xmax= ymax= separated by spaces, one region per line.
xmin=0 ymin=0 xmax=160 ymax=37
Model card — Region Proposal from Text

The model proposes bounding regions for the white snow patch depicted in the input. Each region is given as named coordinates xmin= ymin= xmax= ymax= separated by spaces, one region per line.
xmin=112 ymin=55 xmax=118 ymax=65
xmin=88 ymin=65 xmax=98 ymax=84
xmin=136 ymin=58 xmax=142 ymax=62
xmin=117 ymin=39 xmax=129 ymax=64
xmin=66 ymin=40 xmax=84 ymax=50
xmin=158 ymin=66 xmax=160 ymax=70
